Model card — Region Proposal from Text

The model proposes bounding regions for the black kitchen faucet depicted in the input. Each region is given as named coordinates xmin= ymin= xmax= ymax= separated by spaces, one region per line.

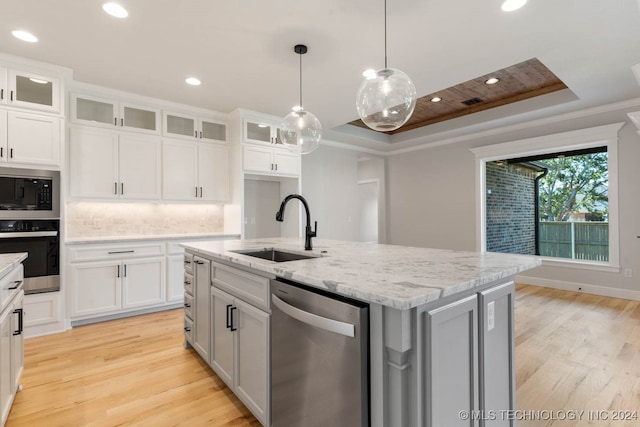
xmin=275 ymin=194 xmax=317 ymax=250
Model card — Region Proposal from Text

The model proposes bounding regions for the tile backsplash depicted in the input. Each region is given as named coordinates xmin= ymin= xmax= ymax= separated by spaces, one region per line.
xmin=65 ymin=202 xmax=224 ymax=238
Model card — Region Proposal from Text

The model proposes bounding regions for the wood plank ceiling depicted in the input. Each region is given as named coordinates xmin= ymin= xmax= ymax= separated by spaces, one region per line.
xmin=349 ymin=58 xmax=568 ymax=134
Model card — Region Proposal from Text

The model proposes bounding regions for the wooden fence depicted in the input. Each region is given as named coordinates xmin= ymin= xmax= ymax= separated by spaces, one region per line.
xmin=539 ymin=221 xmax=609 ymax=262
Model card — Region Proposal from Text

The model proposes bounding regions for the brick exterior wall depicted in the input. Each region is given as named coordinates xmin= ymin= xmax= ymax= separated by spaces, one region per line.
xmin=485 ymin=162 xmax=538 ymax=255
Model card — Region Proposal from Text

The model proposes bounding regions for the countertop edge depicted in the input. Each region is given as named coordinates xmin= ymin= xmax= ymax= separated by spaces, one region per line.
xmin=65 ymin=233 xmax=241 ymax=245
xmin=181 ymin=240 xmax=542 ymax=310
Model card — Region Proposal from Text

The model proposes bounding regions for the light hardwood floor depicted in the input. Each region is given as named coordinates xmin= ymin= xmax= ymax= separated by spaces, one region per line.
xmin=6 ymin=284 xmax=640 ymax=426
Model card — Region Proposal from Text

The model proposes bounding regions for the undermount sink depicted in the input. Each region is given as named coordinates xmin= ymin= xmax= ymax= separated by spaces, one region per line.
xmin=231 ymin=248 xmax=320 ymax=262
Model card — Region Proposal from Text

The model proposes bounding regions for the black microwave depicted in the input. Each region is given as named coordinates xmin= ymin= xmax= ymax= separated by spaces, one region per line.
xmin=0 ymin=167 xmax=59 ymax=219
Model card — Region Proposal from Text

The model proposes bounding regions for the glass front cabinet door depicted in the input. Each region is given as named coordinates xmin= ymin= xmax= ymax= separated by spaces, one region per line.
xmin=163 ymin=111 xmax=226 ymax=143
xmin=7 ymin=70 xmax=61 ymax=113
xmin=244 ymin=118 xmax=283 ymax=146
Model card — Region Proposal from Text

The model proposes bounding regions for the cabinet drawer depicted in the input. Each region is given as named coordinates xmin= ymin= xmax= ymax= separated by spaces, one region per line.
xmin=211 ymin=261 xmax=270 ymax=311
xmin=184 ymin=293 xmax=194 ymax=319
xmin=184 ymin=316 xmax=193 ymax=343
xmin=184 ymin=253 xmax=194 ymax=274
xmin=67 ymin=243 xmax=164 ymax=262
xmin=184 ymin=273 xmax=193 ymax=296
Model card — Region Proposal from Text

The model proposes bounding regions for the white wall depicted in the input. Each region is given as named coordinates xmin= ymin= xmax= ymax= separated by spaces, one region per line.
xmin=301 ymin=144 xmax=380 ymax=241
xmin=387 ymin=102 xmax=640 ymax=297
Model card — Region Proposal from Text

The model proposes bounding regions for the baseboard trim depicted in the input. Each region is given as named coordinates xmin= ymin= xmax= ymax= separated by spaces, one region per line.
xmin=70 ymin=303 xmax=183 ymax=327
xmin=516 ymin=274 xmax=640 ymax=301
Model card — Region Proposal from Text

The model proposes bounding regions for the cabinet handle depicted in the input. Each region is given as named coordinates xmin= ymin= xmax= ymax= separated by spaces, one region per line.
xmin=0 ymin=147 xmax=3 ymax=158
xmin=0 ymin=89 xmax=3 ymax=100
xmin=124 ymin=264 xmax=127 ymax=277
xmin=121 ymin=118 xmax=124 ymax=127
xmin=199 ymin=187 xmax=203 ymax=198
xmin=114 ymin=117 xmax=117 ymax=126
xmin=195 ymin=187 xmax=198 ymax=197
xmin=114 ymin=182 xmax=118 ymax=194
xmin=275 ymin=163 xmax=278 ymax=171
xmin=194 ymin=130 xmax=197 ymax=138
xmin=184 ymin=280 xmax=191 ymax=285
xmin=199 ymin=131 xmax=203 ymax=139
xmin=229 ymin=306 xmax=237 ymax=331
xmin=184 ymin=260 xmax=191 ymax=265
xmin=117 ymin=265 xmax=120 ymax=278
xmin=8 ymin=280 xmax=22 ymax=290
xmin=121 ymin=182 xmax=124 ymax=195
xmin=108 ymin=250 xmax=135 ymax=255
xmin=10 ymin=90 xmax=13 ymax=101
xmin=184 ymin=303 xmax=191 ymax=308
xmin=184 ymin=326 xmax=191 ymax=332
xmin=9 ymin=148 xmax=13 ymax=158
xmin=194 ymin=260 xmax=204 ymax=265
xmin=12 ymin=308 xmax=23 ymax=336
xmin=226 ymin=304 xmax=233 ymax=329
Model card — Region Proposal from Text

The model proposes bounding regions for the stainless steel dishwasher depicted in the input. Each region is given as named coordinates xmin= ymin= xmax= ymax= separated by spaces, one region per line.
xmin=271 ymin=278 xmax=369 ymax=427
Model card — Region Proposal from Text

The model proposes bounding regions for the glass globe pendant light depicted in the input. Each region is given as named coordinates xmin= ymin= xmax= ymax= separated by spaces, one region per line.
xmin=355 ymin=0 xmax=417 ymax=132
xmin=280 ymin=44 xmax=322 ymax=155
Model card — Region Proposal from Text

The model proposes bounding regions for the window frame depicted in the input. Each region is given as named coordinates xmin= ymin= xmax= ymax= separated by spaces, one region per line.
xmin=470 ymin=122 xmax=624 ymax=272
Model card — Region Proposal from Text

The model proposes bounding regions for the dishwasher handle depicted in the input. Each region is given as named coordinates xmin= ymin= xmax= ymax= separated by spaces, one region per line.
xmin=272 ymin=294 xmax=355 ymax=337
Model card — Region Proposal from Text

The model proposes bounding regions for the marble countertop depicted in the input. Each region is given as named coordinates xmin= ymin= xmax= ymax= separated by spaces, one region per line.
xmin=65 ymin=232 xmax=241 ymax=245
xmin=0 ymin=252 xmax=27 ymax=313
xmin=181 ymin=238 xmax=541 ymax=310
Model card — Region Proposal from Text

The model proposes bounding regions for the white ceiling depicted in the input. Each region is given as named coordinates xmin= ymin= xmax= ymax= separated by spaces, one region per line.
xmin=3 ymin=0 xmax=640 ymax=152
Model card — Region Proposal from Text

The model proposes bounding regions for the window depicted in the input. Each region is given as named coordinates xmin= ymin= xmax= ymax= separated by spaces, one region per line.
xmin=485 ymin=148 xmax=609 ymax=262
xmin=471 ymin=122 xmax=623 ymax=270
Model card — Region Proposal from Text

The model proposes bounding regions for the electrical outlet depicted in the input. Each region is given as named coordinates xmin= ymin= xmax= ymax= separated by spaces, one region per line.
xmin=623 ymin=268 xmax=632 ymax=278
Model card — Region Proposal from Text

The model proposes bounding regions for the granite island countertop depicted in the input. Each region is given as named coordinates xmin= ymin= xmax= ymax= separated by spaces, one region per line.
xmin=181 ymin=238 xmax=541 ymax=310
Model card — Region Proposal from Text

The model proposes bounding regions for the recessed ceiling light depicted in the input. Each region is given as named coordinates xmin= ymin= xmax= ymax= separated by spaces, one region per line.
xmin=362 ymin=69 xmax=377 ymax=79
xmin=501 ymin=0 xmax=527 ymax=12
xmin=430 ymin=97 xmax=442 ymax=103
xmin=185 ymin=77 xmax=201 ymax=86
xmin=485 ymin=77 xmax=500 ymax=85
xmin=102 ymin=2 xmax=129 ymax=18
xmin=11 ymin=30 xmax=38 ymax=43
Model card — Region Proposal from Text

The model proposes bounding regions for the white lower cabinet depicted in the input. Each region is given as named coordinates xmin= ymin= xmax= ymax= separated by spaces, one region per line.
xmin=69 ymin=257 xmax=165 ymax=317
xmin=167 ymin=254 xmax=186 ymax=303
xmin=67 ymin=243 xmax=168 ymax=321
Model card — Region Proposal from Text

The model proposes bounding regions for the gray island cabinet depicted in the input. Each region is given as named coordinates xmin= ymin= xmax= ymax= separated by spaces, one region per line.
xmin=181 ymin=238 xmax=541 ymax=427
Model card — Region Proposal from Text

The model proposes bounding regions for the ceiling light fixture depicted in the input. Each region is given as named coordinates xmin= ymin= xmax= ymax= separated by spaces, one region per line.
xmin=102 ymin=2 xmax=129 ymax=18
xmin=185 ymin=77 xmax=201 ymax=86
xmin=355 ymin=0 xmax=416 ymax=132
xmin=485 ymin=77 xmax=500 ymax=85
xmin=430 ymin=96 xmax=442 ymax=103
xmin=11 ymin=30 xmax=38 ymax=43
xmin=501 ymin=0 xmax=527 ymax=12
xmin=280 ymin=44 xmax=322 ymax=155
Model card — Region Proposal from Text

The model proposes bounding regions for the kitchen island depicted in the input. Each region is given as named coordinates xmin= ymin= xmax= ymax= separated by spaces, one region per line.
xmin=181 ymin=238 xmax=541 ymax=427
xmin=0 ymin=252 xmax=26 ymax=427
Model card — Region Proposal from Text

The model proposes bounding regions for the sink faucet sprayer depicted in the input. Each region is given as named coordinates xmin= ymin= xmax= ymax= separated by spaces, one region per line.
xmin=275 ymin=194 xmax=317 ymax=250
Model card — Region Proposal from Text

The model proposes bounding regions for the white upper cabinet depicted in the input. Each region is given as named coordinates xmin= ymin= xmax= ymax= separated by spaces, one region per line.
xmin=162 ymin=138 xmax=229 ymax=202
xmin=163 ymin=111 xmax=227 ymax=143
xmin=71 ymin=93 xmax=160 ymax=135
xmin=5 ymin=111 xmax=61 ymax=166
xmin=243 ymin=146 xmax=299 ymax=177
xmin=243 ymin=117 xmax=284 ymax=146
xmin=69 ymin=126 xmax=161 ymax=200
xmin=0 ymin=68 xmax=61 ymax=113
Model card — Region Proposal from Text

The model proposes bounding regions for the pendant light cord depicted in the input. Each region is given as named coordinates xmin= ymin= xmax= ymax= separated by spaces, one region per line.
xmin=384 ymin=0 xmax=388 ymax=69
xmin=299 ymin=52 xmax=303 ymax=110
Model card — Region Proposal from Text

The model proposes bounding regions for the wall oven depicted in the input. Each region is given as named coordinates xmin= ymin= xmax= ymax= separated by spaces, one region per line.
xmin=0 ymin=167 xmax=60 ymax=294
